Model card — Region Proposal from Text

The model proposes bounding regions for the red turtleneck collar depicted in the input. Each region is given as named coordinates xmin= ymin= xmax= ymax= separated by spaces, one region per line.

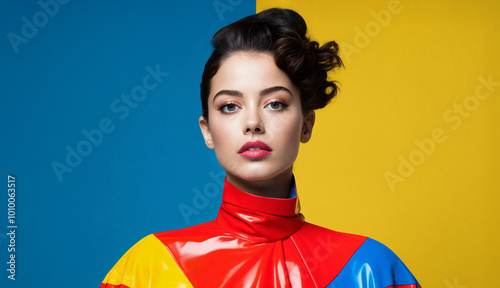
xmin=215 ymin=178 xmax=305 ymax=243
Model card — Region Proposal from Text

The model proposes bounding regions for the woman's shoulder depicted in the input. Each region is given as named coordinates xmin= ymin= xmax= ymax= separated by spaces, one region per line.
xmin=299 ymin=222 xmax=406 ymax=259
xmin=299 ymin=222 xmax=420 ymax=287
xmin=100 ymin=233 xmax=193 ymax=288
xmin=332 ymin=236 xmax=420 ymax=287
xmin=296 ymin=221 xmax=368 ymax=251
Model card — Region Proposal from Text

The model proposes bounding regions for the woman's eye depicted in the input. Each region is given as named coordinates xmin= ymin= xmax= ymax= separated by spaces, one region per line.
xmin=265 ymin=102 xmax=287 ymax=110
xmin=219 ymin=103 xmax=239 ymax=113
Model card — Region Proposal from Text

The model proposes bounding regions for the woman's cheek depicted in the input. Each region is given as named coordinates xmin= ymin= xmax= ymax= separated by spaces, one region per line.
xmin=273 ymin=114 xmax=303 ymax=140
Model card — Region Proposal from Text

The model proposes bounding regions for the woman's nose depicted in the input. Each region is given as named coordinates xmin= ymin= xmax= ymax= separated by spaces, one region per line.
xmin=243 ymin=108 xmax=265 ymax=134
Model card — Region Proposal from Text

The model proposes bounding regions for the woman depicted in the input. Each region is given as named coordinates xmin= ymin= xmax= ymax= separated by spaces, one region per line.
xmin=100 ymin=8 xmax=420 ymax=288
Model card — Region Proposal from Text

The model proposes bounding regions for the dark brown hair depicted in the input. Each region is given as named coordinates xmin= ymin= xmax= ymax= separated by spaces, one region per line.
xmin=200 ymin=8 xmax=343 ymax=120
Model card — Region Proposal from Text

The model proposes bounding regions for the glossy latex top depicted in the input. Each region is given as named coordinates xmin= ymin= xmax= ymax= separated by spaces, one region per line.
xmin=102 ymin=177 xmax=420 ymax=288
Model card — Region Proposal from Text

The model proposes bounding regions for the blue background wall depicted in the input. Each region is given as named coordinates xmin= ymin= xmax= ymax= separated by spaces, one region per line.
xmin=1 ymin=1 xmax=254 ymax=286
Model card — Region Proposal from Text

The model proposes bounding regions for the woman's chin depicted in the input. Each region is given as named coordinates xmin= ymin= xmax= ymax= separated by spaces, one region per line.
xmin=226 ymin=166 xmax=293 ymax=183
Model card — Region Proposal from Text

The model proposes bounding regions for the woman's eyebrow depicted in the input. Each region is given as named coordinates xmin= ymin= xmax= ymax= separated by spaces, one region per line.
xmin=212 ymin=90 xmax=242 ymax=102
xmin=260 ymin=86 xmax=294 ymax=97
xmin=212 ymin=86 xmax=293 ymax=103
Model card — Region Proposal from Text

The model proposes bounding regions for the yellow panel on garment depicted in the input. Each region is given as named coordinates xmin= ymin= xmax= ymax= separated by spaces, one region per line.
xmin=101 ymin=234 xmax=193 ymax=288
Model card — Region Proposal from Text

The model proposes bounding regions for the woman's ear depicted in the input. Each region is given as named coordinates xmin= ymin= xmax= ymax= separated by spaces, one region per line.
xmin=199 ymin=116 xmax=214 ymax=149
xmin=300 ymin=110 xmax=315 ymax=143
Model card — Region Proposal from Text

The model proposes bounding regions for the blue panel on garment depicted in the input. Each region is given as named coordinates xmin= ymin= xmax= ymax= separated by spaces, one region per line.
xmin=326 ymin=238 xmax=420 ymax=288
xmin=288 ymin=184 xmax=297 ymax=198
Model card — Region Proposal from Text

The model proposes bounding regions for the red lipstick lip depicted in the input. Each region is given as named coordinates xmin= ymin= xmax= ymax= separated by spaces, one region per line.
xmin=238 ymin=141 xmax=272 ymax=154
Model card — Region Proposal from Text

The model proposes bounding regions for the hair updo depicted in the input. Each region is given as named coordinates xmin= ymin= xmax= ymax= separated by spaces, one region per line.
xmin=200 ymin=8 xmax=343 ymax=120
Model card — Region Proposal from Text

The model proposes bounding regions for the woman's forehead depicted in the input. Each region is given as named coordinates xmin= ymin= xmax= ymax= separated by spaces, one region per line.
xmin=210 ymin=52 xmax=298 ymax=96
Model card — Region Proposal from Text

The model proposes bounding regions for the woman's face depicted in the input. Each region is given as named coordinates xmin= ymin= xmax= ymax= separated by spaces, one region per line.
xmin=199 ymin=52 xmax=315 ymax=183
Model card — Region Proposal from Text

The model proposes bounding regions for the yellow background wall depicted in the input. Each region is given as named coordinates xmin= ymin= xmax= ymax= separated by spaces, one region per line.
xmin=258 ymin=0 xmax=500 ymax=287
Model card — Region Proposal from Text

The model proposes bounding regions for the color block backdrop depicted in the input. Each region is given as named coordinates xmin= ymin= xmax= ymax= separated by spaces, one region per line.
xmin=1 ymin=0 xmax=499 ymax=287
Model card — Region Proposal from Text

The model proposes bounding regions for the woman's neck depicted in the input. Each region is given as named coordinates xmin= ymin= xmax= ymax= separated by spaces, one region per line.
xmin=225 ymin=168 xmax=294 ymax=199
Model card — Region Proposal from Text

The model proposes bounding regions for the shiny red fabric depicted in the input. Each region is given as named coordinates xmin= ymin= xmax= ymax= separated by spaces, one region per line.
xmin=155 ymin=179 xmax=367 ymax=287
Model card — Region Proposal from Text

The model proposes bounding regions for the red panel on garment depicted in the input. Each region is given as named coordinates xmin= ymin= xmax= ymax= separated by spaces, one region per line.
xmin=155 ymin=221 xmax=293 ymax=287
xmin=287 ymin=223 xmax=367 ymax=287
